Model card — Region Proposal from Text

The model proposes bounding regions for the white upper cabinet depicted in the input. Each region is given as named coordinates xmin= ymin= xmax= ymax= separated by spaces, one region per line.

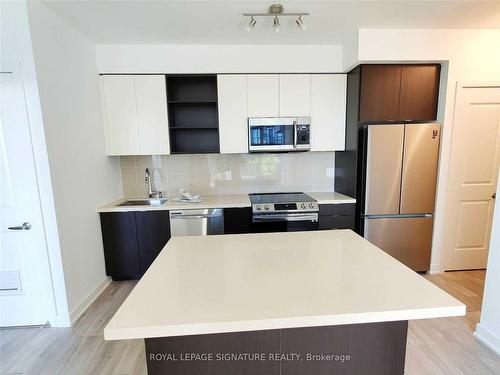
xmin=279 ymin=74 xmax=311 ymax=117
xmin=310 ymin=74 xmax=347 ymax=151
xmin=247 ymin=75 xmax=279 ymax=117
xmin=100 ymin=75 xmax=169 ymax=155
xmin=247 ymin=74 xmax=311 ymax=117
xmin=101 ymin=75 xmax=140 ymax=155
xmin=134 ymin=75 xmax=170 ymax=155
xmin=217 ymin=75 xmax=248 ymax=154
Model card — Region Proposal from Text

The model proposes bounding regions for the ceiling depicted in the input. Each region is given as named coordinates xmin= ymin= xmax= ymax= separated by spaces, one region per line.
xmin=43 ymin=1 xmax=500 ymax=45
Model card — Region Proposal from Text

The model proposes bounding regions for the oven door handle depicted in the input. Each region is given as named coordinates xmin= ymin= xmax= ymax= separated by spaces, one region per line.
xmin=253 ymin=214 xmax=318 ymax=222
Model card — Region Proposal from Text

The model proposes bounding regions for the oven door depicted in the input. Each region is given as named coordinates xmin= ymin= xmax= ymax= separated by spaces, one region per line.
xmin=248 ymin=118 xmax=295 ymax=152
xmin=251 ymin=213 xmax=319 ymax=232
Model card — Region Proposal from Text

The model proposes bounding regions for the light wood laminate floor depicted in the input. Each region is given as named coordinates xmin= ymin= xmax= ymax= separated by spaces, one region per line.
xmin=1 ymin=270 xmax=498 ymax=374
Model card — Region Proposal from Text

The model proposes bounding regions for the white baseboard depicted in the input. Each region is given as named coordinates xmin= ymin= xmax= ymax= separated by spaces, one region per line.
xmin=69 ymin=277 xmax=112 ymax=325
xmin=50 ymin=314 xmax=71 ymax=327
xmin=475 ymin=324 xmax=500 ymax=356
xmin=429 ymin=263 xmax=444 ymax=274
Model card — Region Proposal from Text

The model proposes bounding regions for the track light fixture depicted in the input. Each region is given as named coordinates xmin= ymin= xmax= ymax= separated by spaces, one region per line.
xmin=243 ymin=4 xmax=308 ymax=32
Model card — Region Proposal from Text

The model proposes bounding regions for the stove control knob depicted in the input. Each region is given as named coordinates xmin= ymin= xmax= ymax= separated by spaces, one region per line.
xmin=309 ymin=203 xmax=314 ymax=208
xmin=300 ymin=203 xmax=306 ymax=209
xmin=264 ymin=205 xmax=270 ymax=211
xmin=256 ymin=205 xmax=262 ymax=211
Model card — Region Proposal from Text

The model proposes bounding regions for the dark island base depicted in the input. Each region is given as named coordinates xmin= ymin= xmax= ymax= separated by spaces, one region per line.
xmin=145 ymin=320 xmax=408 ymax=375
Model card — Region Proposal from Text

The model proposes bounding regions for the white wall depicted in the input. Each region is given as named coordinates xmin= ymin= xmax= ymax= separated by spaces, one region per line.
xmin=476 ymin=179 xmax=500 ymax=354
xmin=358 ymin=29 xmax=500 ymax=272
xmin=27 ymin=2 xmax=122 ymax=320
xmin=96 ymin=44 xmax=343 ymax=73
xmin=0 ymin=1 xmax=70 ymax=326
xmin=342 ymin=31 xmax=359 ymax=71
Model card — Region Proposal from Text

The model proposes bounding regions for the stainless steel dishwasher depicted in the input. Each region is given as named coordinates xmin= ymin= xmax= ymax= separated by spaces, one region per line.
xmin=169 ymin=209 xmax=224 ymax=236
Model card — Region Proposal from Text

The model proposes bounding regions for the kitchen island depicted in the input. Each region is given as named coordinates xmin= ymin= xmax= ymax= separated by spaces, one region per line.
xmin=104 ymin=230 xmax=465 ymax=375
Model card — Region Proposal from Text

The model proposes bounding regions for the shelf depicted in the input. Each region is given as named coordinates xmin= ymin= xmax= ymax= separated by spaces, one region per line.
xmin=168 ymin=100 xmax=217 ymax=105
xmin=170 ymin=128 xmax=220 ymax=154
xmin=167 ymin=75 xmax=218 ymax=103
xmin=170 ymin=127 xmax=219 ymax=130
xmin=171 ymin=151 xmax=220 ymax=155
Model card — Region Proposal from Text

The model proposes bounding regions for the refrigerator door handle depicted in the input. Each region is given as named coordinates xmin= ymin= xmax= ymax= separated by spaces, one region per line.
xmin=364 ymin=213 xmax=433 ymax=219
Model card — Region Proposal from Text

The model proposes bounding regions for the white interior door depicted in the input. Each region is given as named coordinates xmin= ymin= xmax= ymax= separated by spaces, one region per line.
xmin=0 ymin=63 xmax=54 ymax=326
xmin=443 ymin=84 xmax=500 ymax=270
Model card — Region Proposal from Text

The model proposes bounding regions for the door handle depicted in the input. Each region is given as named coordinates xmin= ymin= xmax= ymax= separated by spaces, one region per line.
xmin=8 ymin=222 xmax=31 ymax=231
xmin=492 ymin=193 xmax=496 ymax=199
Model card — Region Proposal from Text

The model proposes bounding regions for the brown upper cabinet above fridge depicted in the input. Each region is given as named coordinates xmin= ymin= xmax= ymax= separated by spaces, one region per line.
xmin=358 ymin=64 xmax=441 ymax=123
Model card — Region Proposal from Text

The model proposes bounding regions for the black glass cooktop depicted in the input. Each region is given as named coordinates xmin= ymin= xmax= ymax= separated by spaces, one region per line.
xmin=249 ymin=192 xmax=316 ymax=204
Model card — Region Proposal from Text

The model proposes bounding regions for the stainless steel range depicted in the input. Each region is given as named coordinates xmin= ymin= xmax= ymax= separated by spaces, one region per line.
xmin=249 ymin=193 xmax=319 ymax=232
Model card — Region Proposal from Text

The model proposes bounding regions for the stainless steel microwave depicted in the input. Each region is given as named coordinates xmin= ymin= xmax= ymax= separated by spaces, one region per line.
xmin=248 ymin=117 xmax=311 ymax=153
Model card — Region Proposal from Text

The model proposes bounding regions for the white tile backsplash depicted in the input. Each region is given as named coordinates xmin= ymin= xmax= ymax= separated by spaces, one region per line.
xmin=120 ymin=152 xmax=335 ymax=198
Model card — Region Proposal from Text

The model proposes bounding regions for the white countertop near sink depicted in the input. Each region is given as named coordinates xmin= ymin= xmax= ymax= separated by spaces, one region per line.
xmin=165 ymin=194 xmax=251 ymax=210
xmin=97 ymin=194 xmax=251 ymax=213
xmin=104 ymin=230 xmax=465 ymax=340
xmin=97 ymin=198 xmax=169 ymax=213
xmin=97 ymin=192 xmax=355 ymax=213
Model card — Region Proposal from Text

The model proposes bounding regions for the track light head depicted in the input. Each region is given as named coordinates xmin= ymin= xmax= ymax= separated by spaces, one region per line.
xmin=273 ymin=16 xmax=280 ymax=32
xmin=246 ymin=16 xmax=256 ymax=32
xmin=296 ymin=15 xmax=306 ymax=31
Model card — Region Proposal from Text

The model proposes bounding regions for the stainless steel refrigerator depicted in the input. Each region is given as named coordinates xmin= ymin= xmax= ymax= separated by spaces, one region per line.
xmin=362 ymin=123 xmax=440 ymax=272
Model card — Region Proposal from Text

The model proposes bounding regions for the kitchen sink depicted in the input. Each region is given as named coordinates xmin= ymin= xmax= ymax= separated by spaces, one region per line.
xmin=118 ymin=198 xmax=168 ymax=207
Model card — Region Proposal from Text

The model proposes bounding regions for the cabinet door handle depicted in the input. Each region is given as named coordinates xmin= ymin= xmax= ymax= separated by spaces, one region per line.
xmin=492 ymin=193 xmax=496 ymax=199
xmin=8 ymin=222 xmax=32 ymax=231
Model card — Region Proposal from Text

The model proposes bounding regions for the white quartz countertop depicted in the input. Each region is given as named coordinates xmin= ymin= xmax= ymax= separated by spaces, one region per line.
xmin=307 ymin=191 xmax=356 ymax=204
xmin=104 ymin=230 xmax=465 ymax=341
xmin=97 ymin=194 xmax=251 ymax=213
xmin=97 ymin=192 xmax=355 ymax=213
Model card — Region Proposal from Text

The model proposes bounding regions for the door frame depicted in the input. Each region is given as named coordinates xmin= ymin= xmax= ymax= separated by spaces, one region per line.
xmin=439 ymin=81 xmax=500 ymax=271
xmin=1 ymin=62 xmax=70 ymax=326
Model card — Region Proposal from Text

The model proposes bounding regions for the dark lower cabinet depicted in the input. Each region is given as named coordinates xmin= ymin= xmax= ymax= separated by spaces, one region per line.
xmin=101 ymin=205 xmax=353 ymax=281
xmin=145 ymin=321 xmax=407 ymax=375
xmin=318 ymin=203 xmax=355 ymax=230
xmin=223 ymin=207 xmax=252 ymax=234
xmin=136 ymin=211 xmax=171 ymax=275
xmin=100 ymin=211 xmax=170 ymax=280
xmin=224 ymin=205 xmax=355 ymax=233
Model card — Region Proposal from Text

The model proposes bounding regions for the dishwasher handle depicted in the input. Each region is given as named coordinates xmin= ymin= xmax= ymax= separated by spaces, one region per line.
xmin=170 ymin=209 xmax=222 ymax=220
xmin=171 ymin=214 xmax=220 ymax=219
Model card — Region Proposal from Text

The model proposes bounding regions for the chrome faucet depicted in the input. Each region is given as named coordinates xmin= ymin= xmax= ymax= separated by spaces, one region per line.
xmin=145 ymin=168 xmax=162 ymax=198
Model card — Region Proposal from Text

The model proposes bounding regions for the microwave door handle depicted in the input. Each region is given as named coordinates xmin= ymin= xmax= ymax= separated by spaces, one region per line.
xmin=293 ymin=121 xmax=297 ymax=149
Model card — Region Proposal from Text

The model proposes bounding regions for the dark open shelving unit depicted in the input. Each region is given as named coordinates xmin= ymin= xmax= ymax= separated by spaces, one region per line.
xmin=167 ymin=75 xmax=220 ymax=154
